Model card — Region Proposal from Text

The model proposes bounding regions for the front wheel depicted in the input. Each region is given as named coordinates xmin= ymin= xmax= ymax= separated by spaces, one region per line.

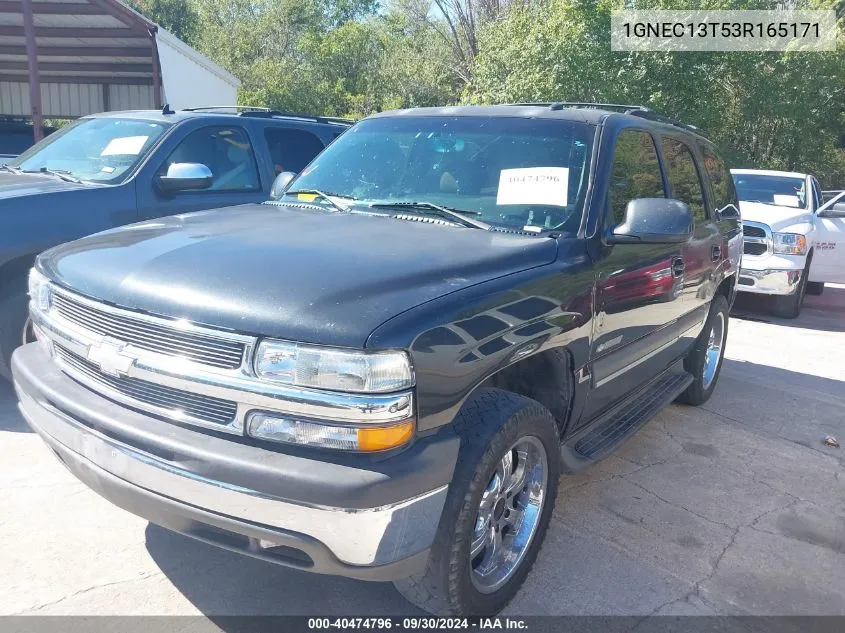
xmin=806 ymin=282 xmax=824 ymax=296
xmin=772 ymin=265 xmax=808 ymax=319
xmin=0 ymin=288 xmax=31 ymax=382
xmin=676 ymin=294 xmax=729 ymax=406
xmin=394 ymin=389 xmax=560 ymax=615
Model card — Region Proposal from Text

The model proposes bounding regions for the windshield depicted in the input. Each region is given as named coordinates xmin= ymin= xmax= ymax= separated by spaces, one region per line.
xmin=733 ymin=173 xmax=808 ymax=209
xmin=288 ymin=116 xmax=595 ymax=232
xmin=11 ymin=117 xmax=169 ymax=183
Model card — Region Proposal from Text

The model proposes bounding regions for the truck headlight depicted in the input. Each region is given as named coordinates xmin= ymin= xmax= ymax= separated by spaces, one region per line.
xmin=254 ymin=339 xmax=414 ymax=393
xmin=247 ymin=413 xmax=415 ymax=452
xmin=772 ymin=233 xmax=807 ymax=255
xmin=28 ymin=267 xmax=52 ymax=312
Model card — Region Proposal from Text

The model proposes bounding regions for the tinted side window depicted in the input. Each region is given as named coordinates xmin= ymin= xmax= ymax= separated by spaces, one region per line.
xmin=661 ymin=138 xmax=706 ymax=221
xmin=609 ymin=130 xmax=665 ymax=224
xmin=162 ymin=126 xmax=260 ymax=192
xmin=264 ymin=127 xmax=325 ymax=175
xmin=700 ymin=144 xmax=738 ymax=213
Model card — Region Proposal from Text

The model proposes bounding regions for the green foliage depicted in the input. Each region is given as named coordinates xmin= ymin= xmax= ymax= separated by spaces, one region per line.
xmin=129 ymin=0 xmax=199 ymax=44
xmin=469 ymin=0 xmax=845 ymax=186
xmin=130 ymin=0 xmax=844 ymax=185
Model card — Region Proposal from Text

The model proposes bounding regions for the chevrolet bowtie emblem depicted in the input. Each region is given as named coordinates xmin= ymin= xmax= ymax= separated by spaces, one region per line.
xmin=87 ymin=340 xmax=134 ymax=377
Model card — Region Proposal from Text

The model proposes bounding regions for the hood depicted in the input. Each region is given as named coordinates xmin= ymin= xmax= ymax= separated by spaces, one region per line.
xmin=39 ymin=203 xmax=558 ymax=348
xmin=738 ymin=201 xmax=814 ymax=233
xmin=0 ymin=171 xmax=94 ymax=198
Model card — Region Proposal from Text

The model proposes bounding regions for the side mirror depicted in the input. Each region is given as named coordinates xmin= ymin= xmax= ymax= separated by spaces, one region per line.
xmin=608 ymin=198 xmax=694 ymax=244
xmin=819 ymin=202 xmax=845 ymax=218
xmin=270 ymin=171 xmax=296 ymax=201
xmin=717 ymin=205 xmax=741 ymax=220
xmin=156 ymin=163 xmax=213 ymax=193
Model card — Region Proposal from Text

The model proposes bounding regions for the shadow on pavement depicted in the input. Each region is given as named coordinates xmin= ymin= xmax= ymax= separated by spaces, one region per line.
xmin=0 ymin=379 xmax=30 ymax=432
xmin=144 ymin=523 xmax=422 ymax=616
xmin=732 ymin=286 xmax=845 ymax=333
xmin=709 ymin=357 xmax=845 ymax=455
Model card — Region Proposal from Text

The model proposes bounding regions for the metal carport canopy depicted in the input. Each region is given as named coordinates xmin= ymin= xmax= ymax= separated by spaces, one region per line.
xmin=0 ymin=0 xmax=240 ymax=142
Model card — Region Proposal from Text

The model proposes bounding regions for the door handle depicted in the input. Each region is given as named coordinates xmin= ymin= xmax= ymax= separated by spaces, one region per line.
xmin=671 ymin=258 xmax=685 ymax=277
xmin=711 ymin=245 xmax=721 ymax=261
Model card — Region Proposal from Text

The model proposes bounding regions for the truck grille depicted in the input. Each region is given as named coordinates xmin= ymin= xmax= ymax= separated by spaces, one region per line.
xmin=743 ymin=242 xmax=767 ymax=256
xmin=743 ymin=224 xmax=766 ymax=238
xmin=741 ymin=222 xmax=770 ymax=257
xmin=52 ymin=291 xmax=246 ymax=370
xmin=54 ymin=345 xmax=238 ymax=427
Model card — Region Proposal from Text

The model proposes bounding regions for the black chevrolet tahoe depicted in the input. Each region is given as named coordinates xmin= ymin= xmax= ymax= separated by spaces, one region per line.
xmin=12 ymin=104 xmax=742 ymax=615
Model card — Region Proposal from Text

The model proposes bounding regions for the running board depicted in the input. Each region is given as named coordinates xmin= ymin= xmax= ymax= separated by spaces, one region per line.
xmin=560 ymin=370 xmax=693 ymax=472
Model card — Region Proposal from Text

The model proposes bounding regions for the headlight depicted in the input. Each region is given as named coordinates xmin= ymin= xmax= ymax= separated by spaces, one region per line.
xmin=28 ymin=267 xmax=52 ymax=312
xmin=772 ymin=233 xmax=808 ymax=255
xmin=254 ymin=339 xmax=414 ymax=393
xmin=247 ymin=412 xmax=415 ymax=452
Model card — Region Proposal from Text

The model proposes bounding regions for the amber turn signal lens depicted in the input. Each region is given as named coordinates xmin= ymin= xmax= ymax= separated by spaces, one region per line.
xmin=357 ymin=420 xmax=415 ymax=452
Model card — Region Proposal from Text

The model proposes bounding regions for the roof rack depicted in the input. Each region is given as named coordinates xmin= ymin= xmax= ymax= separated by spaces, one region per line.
xmin=504 ymin=102 xmax=698 ymax=132
xmin=180 ymin=106 xmax=353 ymax=126
xmin=181 ymin=105 xmax=272 ymax=112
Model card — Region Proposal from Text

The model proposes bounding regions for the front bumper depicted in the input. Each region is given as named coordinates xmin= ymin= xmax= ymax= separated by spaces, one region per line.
xmin=12 ymin=343 xmax=459 ymax=581
xmin=736 ymin=268 xmax=803 ymax=296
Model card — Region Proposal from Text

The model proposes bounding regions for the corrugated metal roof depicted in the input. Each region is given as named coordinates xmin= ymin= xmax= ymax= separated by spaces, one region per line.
xmin=1 ymin=0 xmax=239 ymax=120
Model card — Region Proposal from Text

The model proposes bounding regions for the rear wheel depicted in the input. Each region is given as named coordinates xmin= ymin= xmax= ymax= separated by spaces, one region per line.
xmin=393 ymin=389 xmax=560 ymax=615
xmin=806 ymin=282 xmax=824 ymax=296
xmin=677 ymin=294 xmax=729 ymax=406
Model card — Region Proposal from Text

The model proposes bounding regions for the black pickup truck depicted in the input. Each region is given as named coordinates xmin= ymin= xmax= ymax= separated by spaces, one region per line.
xmin=0 ymin=107 xmax=350 ymax=379
xmin=13 ymin=104 xmax=741 ymax=615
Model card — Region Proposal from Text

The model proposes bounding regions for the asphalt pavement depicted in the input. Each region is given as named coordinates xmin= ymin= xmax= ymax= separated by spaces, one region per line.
xmin=1 ymin=285 xmax=843 ymax=616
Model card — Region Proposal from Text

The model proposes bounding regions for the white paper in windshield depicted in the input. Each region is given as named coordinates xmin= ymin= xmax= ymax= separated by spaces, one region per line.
xmin=496 ymin=167 xmax=569 ymax=207
xmin=100 ymin=136 xmax=149 ymax=156
xmin=772 ymin=194 xmax=800 ymax=208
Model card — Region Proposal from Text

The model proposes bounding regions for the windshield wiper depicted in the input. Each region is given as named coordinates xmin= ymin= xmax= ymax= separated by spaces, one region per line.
xmin=284 ymin=189 xmax=355 ymax=213
xmin=369 ymin=201 xmax=490 ymax=230
xmin=23 ymin=167 xmax=83 ymax=184
xmin=1 ymin=164 xmax=22 ymax=174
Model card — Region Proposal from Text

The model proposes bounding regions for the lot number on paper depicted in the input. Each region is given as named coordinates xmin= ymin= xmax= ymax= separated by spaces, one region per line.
xmin=496 ymin=167 xmax=569 ymax=207
xmin=101 ymin=136 xmax=149 ymax=156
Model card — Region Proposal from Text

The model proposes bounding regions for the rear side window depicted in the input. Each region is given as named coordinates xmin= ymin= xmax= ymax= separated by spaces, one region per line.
xmin=700 ymin=145 xmax=738 ymax=214
xmin=264 ymin=127 xmax=325 ymax=175
xmin=609 ymin=130 xmax=665 ymax=224
xmin=660 ymin=138 xmax=706 ymax=221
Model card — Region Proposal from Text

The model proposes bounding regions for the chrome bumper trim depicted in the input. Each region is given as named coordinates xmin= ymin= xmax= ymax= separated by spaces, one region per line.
xmin=31 ymin=306 xmax=414 ymax=432
xmin=18 ymin=386 xmax=446 ymax=567
xmin=737 ymin=268 xmax=802 ymax=296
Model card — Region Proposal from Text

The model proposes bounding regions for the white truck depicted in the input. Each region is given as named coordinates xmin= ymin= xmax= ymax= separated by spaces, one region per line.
xmin=731 ymin=169 xmax=845 ymax=318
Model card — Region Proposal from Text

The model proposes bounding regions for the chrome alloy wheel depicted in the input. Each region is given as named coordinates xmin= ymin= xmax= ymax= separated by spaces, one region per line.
xmin=702 ymin=312 xmax=725 ymax=390
xmin=469 ymin=436 xmax=548 ymax=594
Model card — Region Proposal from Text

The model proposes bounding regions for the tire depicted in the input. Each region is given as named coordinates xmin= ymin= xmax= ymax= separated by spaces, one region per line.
xmin=0 ymin=287 xmax=31 ymax=382
xmin=771 ymin=264 xmax=808 ymax=319
xmin=393 ymin=388 xmax=560 ymax=615
xmin=806 ymin=282 xmax=824 ymax=296
xmin=676 ymin=294 xmax=729 ymax=406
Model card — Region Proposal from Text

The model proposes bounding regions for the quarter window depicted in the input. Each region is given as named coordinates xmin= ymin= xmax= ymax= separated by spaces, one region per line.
xmin=661 ymin=138 xmax=706 ymax=221
xmin=700 ymin=144 xmax=738 ymax=214
xmin=264 ymin=127 xmax=325 ymax=175
xmin=161 ymin=126 xmax=260 ymax=192
xmin=609 ymin=130 xmax=665 ymax=224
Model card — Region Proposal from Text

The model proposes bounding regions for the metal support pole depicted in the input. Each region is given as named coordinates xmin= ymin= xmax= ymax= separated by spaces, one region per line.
xmin=150 ymin=29 xmax=162 ymax=109
xmin=21 ymin=0 xmax=43 ymax=142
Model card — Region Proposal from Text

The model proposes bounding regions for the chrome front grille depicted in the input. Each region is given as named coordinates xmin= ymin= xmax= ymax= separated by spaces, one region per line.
xmin=741 ymin=221 xmax=771 ymax=258
xmin=54 ymin=345 xmax=238 ymax=427
xmin=52 ymin=291 xmax=246 ymax=370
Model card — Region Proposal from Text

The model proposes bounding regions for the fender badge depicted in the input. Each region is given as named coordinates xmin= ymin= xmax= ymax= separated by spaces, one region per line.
xmin=87 ymin=340 xmax=134 ymax=377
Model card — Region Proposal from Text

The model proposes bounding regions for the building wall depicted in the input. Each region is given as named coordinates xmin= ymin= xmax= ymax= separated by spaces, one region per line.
xmin=0 ymin=81 xmax=157 ymax=118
